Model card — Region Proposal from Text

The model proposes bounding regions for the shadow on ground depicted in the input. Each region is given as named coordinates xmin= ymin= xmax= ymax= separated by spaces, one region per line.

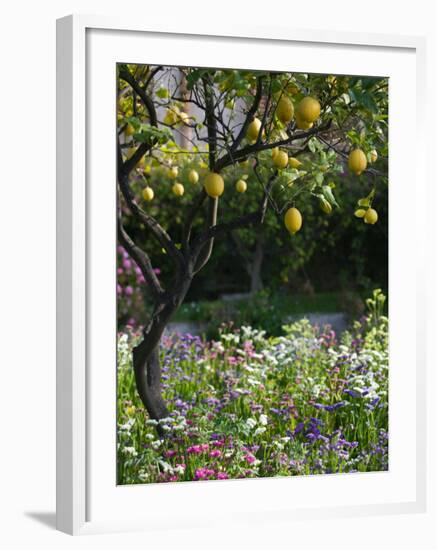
xmin=25 ymin=511 xmax=56 ymax=530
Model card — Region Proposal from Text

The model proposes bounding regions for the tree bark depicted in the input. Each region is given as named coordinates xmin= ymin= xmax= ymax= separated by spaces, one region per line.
xmin=131 ymin=275 xmax=193 ymax=428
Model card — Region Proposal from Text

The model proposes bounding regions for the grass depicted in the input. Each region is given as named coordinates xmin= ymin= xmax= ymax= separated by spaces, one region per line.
xmin=117 ymin=291 xmax=388 ymax=484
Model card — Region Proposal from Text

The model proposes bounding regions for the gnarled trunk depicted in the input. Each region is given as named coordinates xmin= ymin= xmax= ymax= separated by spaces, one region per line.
xmin=132 ymin=276 xmax=192 ymax=426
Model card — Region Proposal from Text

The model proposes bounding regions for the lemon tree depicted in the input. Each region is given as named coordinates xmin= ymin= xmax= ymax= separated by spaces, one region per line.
xmin=117 ymin=64 xmax=388 ymax=424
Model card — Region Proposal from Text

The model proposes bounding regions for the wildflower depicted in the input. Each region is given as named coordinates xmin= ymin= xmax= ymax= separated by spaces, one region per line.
xmin=209 ymin=449 xmax=222 ymax=458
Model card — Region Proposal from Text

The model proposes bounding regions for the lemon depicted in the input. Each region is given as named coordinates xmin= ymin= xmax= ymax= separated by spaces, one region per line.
xmin=235 ymin=179 xmax=247 ymax=193
xmin=284 ymin=207 xmax=302 ymax=234
xmin=276 ymin=96 xmax=294 ymax=124
xmin=246 ymin=117 xmax=262 ymax=142
xmin=204 ymin=172 xmax=224 ymax=198
xmin=169 ymin=166 xmax=179 ymax=179
xmin=296 ymin=96 xmax=321 ymax=123
xmin=124 ymin=123 xmax=135 ymax=136
xmin=364 ymin=208 xmax=378 ymax=224
xmin=142 ymin=186 xmax=154 ymax=201
xmin=354 ymin=209 xmax=367 ymax=218
xmin=295 ymin=111 xmax=314 ymax=130
xmin=288 ymin=157 xmax=302 ymax=169
xmin=273 ymin=150 xmax=289 ymax=169
xmin=271 ymin=147 xmax=279 ymax=160
xmin=348 ymin=148 xmax=367 ymax=176
xmin=172 ymin=182 xmax=184 ymax=197
xmin=369 ymin=149 xmax=378 ymax=163
xmin=188 ymin=169 xmax=199 ymax=184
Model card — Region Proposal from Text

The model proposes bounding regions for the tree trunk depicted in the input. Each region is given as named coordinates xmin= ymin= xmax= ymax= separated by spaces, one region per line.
xmin=132 ymin=276 xmax=193 ymax=427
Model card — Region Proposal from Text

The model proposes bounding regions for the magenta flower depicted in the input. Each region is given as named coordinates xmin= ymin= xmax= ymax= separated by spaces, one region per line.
xmin=216 ymin=472 xmax=229 ymax=480
xmin=124 ymin=285 xmax=133 ymax=296
xmin=244 ymin=453 xmax=256 ymax=465
xmin=209 ymin=449 xmax=222 ymax=458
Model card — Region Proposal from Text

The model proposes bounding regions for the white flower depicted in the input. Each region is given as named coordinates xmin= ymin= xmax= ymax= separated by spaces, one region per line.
xmin=123 ymin=446 xmax=138 ymax=456
xmin=151 ymin=439 xmax=163 ymax=449
xmin=254 ymin=427 xmax=266 ymax=436
xmin=259 ymin=414 xmax=268 ymax=426
xmin=246 ymin=418 xmax=257 ymax=429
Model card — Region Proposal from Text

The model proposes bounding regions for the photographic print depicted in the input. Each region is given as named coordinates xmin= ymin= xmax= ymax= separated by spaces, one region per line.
xmin=116 ymin=64 xmax=388 ymax=485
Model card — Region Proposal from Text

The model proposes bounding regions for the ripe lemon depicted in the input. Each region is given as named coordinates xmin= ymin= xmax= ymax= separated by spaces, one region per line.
xmin=273 ymin=150 xmax=289 ymax=169
xmin=284 ymin=207 xmax=302 ymax=234
xmin=369 ymin=149 xmax=378 ymax=163
xmin=364 ymin=208 xmax=378 ymax=224
xmin=204 ymin=172 xmax=225 ymax=198
xmin=235 ymin=179 xmax=247 ymax=193
xmin=169 ymin=166 xmax=179 ymax=179
xmin=124 ymin=123 xmax=135 ymax=137
xmin=172 ymin=182 xmax=184 ymax=197
xmin=296 ymin=97 xmax=321 ymax=123
xmin=348 ymin=148 xmax=367 ymax=176
xmin=188 ymin=169 xmax=199 ymax=184
xmin=142 ymin=187 xmax=154 ymax=201
xmin=271 ymin=147 xmax=279 ymax=160
xmin=246 ymin=117 xmax=262 ymax=142
xmin=288 ymin=157 xmax=302 ymax=169
xmin=295 ymin=111 xmax=314 ymax=130
xmin=276 ymin=96 xmax=294 ymax=124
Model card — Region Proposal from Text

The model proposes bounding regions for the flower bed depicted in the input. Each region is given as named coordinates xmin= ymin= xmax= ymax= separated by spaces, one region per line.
xmin=117 ymin=311 xmax=388 ymax=484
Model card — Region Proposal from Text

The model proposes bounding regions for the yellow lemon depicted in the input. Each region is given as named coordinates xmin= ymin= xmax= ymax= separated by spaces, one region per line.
xmin=348 ymin=148 xmax=367 ymax=176
xmin=273 ymin=150 xmax=289 ymax=169
xmin=364 ymin=208 xmax=378 ymax=224
xmin=169 ymin=166 xmax=179 ymax=179
xmin=271 ymin=147 xmax=279 ymax=160
xmin=246 ymin=117 xmax=262 ymax=142
xmin=124 ymin=123 xmax=135 ymax=136
xmin=369 ymin=149 xmax=378 ymax=163
xmin=204 ymin=172 xmax=224 ymax=198
xmin=288 ymin=157 xmax=302 ymax=169
xmin=296 ymin=96 xmax=321 ymax=123
xmin=172 ymin=182 xmax=184 ymax=197
xmin=235 ymin=179 xmax=247 ymax=193
xmin=276 ymin=96 xmax=294 ymax=124
xmin=188 ymin=169 xmax=199 ymax=184
xmin=142 ymin=186 xmax=154 ymax=202
xmin=295 ymin=111 xmax=314 ymax=130
xmin=284 ymin=207 xmax=303 ymax=234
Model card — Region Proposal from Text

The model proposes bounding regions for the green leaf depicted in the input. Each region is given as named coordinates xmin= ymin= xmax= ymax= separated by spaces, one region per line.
xmin=322 ymin=185 xmax=339 ymax=208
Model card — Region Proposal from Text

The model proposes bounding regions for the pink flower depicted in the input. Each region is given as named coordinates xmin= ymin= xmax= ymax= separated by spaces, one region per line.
xmin=187 ymin=445 xmax=202 ymax=454
xmin=216 ymin=472 xmax=229 ymax=480
xmin=244 ymin=453 xmax=256 ymax=465
xmin=209 ymin=450 xmax=222 ymax=458
xmin=164 ymin=449 xmax=177 ymax=458
xmin=194 ymin=467 xmax=215 ymax=480
xmin=125 ymin=285 xmax=133 ymax=296
xmin=123 ymin=259 xmax=132 ymax=269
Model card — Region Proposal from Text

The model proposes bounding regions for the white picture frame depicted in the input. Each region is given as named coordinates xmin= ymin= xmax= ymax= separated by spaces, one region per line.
xmin=56 ymin=14 xmax=427 ymax=535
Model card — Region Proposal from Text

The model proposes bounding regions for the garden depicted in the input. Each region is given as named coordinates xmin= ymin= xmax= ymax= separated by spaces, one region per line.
xmin=116 ymin=64 xmax=389 ymax=484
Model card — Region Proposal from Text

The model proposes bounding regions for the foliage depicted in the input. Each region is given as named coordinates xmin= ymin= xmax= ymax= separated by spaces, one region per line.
xmin=117 ymin=296 xmax=388 ymax=484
